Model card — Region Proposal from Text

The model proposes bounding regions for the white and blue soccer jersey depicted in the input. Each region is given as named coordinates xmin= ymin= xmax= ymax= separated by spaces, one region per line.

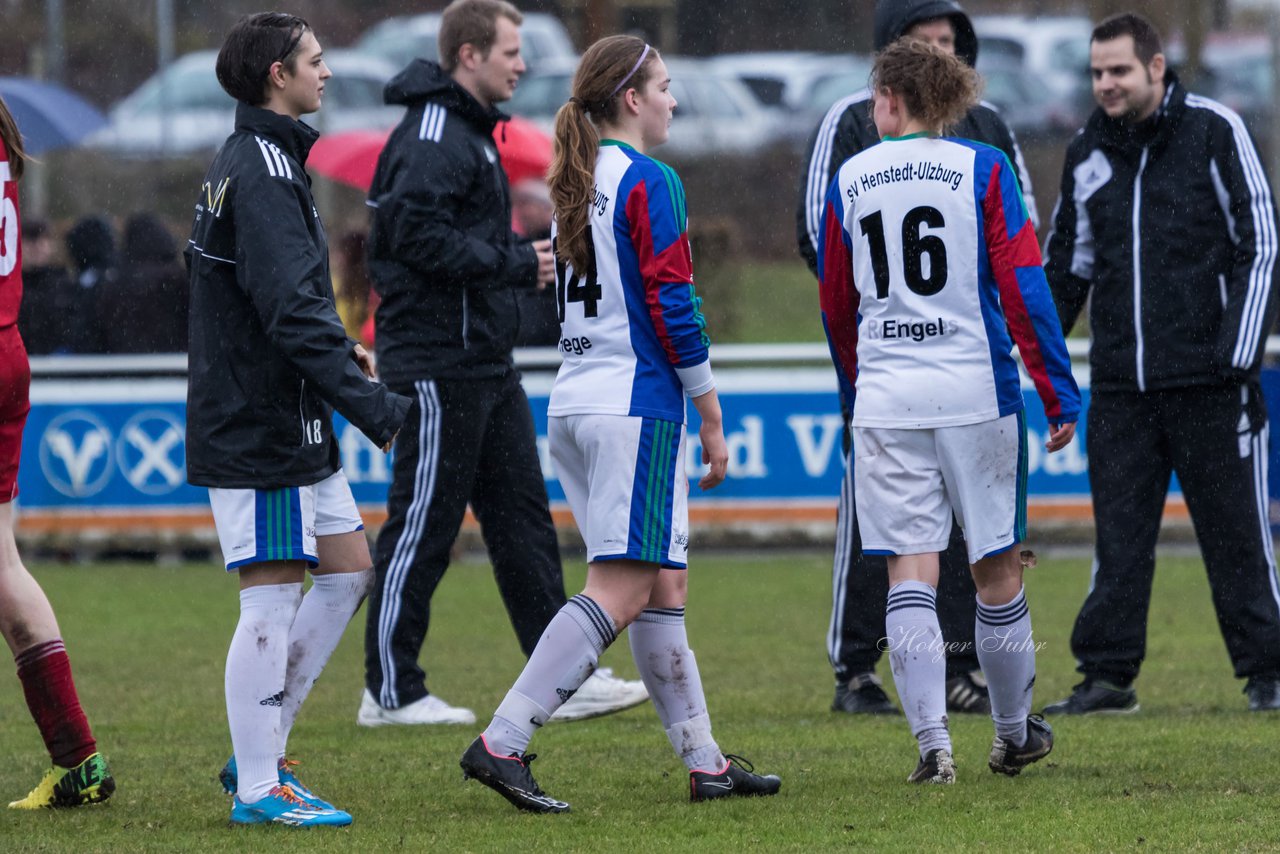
xmin=818 ymin=135 xmax=1080 ymax=428
xmin=548 ymin=141 xmax=713 ymax=424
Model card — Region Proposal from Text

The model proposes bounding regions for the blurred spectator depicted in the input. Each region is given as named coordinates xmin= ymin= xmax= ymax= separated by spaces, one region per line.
xmin=64 ymin=215 xmax=117 ymax=353
xmin=17 ymin=219 xmax=77 ymax=355
xmin=332 ymin=229 xmax=378 ymax=347
xmin=511 ymin=177 xmax=558 ymax=347
xmin=96 ymin=212 xmax=188 ymax=353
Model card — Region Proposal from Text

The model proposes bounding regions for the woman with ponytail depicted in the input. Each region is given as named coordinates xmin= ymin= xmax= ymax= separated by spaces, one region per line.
xmin=460 ymin=35 xmax=781 ymax=813
xmin=0 ymin=96 xmax=115 ymax=809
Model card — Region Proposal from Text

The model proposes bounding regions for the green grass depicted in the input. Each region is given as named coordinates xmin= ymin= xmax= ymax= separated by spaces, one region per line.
xmin=3 ymin=551 xmax=1278 ymax=851
xmin=719 ymin=260 xmax=823 ymax=344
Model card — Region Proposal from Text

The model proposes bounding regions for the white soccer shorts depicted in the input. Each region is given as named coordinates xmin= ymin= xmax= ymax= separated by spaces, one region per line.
xmin=852 ymin=411 xmax=1027 ymax=564
xmin=550 ymin=413 xmax=690 ymax=569
xmin=208 ymin=469 xmax=364 ymax=570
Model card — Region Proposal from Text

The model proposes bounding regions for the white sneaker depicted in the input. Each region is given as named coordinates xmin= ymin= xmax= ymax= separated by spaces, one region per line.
xmin=549 ymin=668 xmax=650 ymax=722
xmin=356 ymin=689 xmax=476 ymax=726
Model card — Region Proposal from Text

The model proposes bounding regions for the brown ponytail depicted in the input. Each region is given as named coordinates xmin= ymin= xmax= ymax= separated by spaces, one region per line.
xmin=548 ymin=35 xmax=658 ymax=272
xmin=0 ymin=96 xmax=28 ymax=181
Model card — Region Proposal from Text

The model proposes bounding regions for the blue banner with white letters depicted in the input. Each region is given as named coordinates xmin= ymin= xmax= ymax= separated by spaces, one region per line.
xmin=19 ymin=369 xmax=1102 ymax=516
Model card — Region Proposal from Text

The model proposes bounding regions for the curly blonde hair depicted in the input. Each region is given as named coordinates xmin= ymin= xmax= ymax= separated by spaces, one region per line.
xmin=872 ymin=37 xmax=981 ymax=133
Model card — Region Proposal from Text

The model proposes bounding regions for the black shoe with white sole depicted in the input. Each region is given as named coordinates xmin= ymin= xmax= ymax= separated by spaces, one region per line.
xmin=907 ymin=748 xmax=956 ymax=784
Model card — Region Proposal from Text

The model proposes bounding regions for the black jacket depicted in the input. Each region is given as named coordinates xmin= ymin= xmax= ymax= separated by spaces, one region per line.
xmin=99 ymin=213 xmax=189 ymax=353
xmin=796 ymin=0 xmax=1035 ymax=277
xmin=1044 ymin=77 xmax=1279 ymax=391
xmin=368 ymin=60 xmax=538 ymax=387
xmin=185 ymin=103 xmax=409 ymax=489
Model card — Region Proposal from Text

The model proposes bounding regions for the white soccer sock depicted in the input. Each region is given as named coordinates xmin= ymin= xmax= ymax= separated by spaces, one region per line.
xmin=278 ymin=568 xmax=373 ymax=756
xmin=975 ymin=586 xmax=1035 ymax=747
xmin=885 ymin=581 xmax=950 ymax=758
xmin=629 ymin=607 xmax=725 ymax=773
xmin=225 ymin=582 xmax=302 ymax=803
xmin=483 ymin=594 xmax=616 ymax=757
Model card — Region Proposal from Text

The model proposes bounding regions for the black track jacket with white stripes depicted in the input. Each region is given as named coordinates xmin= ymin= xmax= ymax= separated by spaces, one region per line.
xmin=185 ymin=103 xmax=410 ymax=489
xmin=367 ymin=60 xmax=538 ymax=387
xmin=1044 ymin=76 xmax=1279 ymax=391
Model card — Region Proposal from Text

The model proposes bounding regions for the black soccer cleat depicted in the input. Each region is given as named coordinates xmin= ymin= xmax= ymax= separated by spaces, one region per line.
xmin=1041 ymin=679 xmax=1138 ymax=715
xmin=945 ymin=670 xmax=992 ymax=714
xmin=689 ymin=754 xmax=781 ymax=803
xmin=832 ymin=673 xmax=899 ymax=715
xmin=907 ymin=748 xmax=955 ymax=784
xmin=459 ymin=735 xmax=569 ymax=814
xmin=988 ymin=714 xmax=1054 ymax=776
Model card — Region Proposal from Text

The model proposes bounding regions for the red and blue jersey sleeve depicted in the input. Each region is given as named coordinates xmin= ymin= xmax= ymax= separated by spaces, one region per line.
xmin=817 ymin=175 xmax=860 ymax=407
xmin=624 ymin=160 xmax=710 ymax=382
xmin=970 ymin=144 xmax=1080 ymax=424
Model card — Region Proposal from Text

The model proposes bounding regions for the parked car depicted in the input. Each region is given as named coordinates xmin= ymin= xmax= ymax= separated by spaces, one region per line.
xmin=353 ymin=11 xmax=575 ymax=72
xmin=504 ymin=56 xmax=785 ymax=157
xmin=704 ymin=52 xmax=866 ymax=112
xmin=975 ymin=55 xmax=1082 ymax=137
xmin=1169 ymin=34 xmax=1273 ymax=139
xmin=972 ymin=15 xmax=1094 ymax=130
xmin=88 ymin=49 xmax=402 ymax=156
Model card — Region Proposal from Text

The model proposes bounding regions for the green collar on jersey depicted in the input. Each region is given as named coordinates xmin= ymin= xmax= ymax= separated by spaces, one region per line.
xmin=599 ymin=138 xmax=635 ymax=149
xmin=881 ymin=131 xmax=935 ymax=141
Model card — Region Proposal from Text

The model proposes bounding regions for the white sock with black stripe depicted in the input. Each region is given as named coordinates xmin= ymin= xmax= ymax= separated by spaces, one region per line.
xmin=976 ymin=586 xmax=1035 ymax=747
xmin=483 ymin=594 xmax=617 ymax=757
xmin=885 ymin=581 xmax=950 ymax=759
xmin=629 ymin=607 xmax=725 ymax=773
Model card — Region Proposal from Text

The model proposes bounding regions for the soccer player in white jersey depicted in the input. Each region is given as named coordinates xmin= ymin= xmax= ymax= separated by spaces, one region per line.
xmin=459 ymin=34 xmax=781 ymax=813
xmin=818 ymin=38 xmax=1081 ymax=784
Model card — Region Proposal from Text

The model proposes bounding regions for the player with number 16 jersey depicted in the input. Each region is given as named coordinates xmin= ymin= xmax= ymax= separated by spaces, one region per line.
xmin=819 ymin=134 xmax=1078 ymax=428
xmin=548 ymin=142 xmax=712 ymax=422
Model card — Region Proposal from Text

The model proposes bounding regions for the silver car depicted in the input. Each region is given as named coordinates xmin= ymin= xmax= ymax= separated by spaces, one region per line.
xmin=504 ymin=57 xmax=784 ymax=158
xmin=88 ymin=49 xmax=402 ymax=157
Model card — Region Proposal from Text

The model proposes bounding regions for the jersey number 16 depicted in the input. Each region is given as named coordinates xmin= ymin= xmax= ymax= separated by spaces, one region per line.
xmin=858 ymin=205 xmax=949 ymax=299
xmin=552 ymin=234 xmax=603 ymax=321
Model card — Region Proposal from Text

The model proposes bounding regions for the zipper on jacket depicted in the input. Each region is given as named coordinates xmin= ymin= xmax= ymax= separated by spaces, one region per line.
xmin=1132 ymin=146 xmax=1149 ymax=391
xmin=462 ymin=290 xmax=471 ymax=349
xmin=298 ymin=379 xmax=307 ymax=446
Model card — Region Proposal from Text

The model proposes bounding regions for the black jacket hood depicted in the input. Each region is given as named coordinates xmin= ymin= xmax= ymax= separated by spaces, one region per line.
xmin=874 ymin=0 xmax=978 ymax=67
xmin=383 ymin=59 xmax=505 ymax=133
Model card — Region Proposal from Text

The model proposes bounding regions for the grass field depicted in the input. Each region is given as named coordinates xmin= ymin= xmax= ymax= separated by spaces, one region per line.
xmin=3 ymin=550 xmax=1279 ymax=852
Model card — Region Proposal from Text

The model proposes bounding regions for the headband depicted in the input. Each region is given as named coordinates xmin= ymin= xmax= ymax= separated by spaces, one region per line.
xmin=607 ymin=44 xmax=651 ymax=101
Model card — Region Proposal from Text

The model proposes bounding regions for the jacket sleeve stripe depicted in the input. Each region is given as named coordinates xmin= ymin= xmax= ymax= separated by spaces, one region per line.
xmin=804 ymin=91 xmax=869 ymax=259
xmin=1186 ymin=95 xmax=1278 ymax=370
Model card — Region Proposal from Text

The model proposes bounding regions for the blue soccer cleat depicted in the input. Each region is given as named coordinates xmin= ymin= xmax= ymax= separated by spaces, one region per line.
xmin=220 ymin=756 xmax=336 ymax=810
xmin=228 ymin=784 xmax=352 ymax=827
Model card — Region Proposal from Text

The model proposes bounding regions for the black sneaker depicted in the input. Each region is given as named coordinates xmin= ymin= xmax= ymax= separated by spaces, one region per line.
xmin=459 ymin=736 xmax=569 ymax=814
xmin=1245 ymin=677 xmax=1280 ymax=711
xmin=689 ymin=754 xmax=782 ymax=802
xmin=907 ymin=748 xmax=955 ymax=784
xmin=945 ymin=670 xmax=991 ymax=714
xmin=1042 ymin=679 xmax=1139 ymax=715
xmin=832 ymin=673 xmax=899 ymax=715
xmin=988 ymin=714 xmax=1054 ymax=776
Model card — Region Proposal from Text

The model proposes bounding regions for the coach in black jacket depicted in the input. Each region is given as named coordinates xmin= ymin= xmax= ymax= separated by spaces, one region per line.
xmin=1042 ymin=13 xmax=1280 ymax=714
xmin=795 ymin=0 xmax=1036 ymax=717
xmin=360 ymin=0 xmax=648 ymax=726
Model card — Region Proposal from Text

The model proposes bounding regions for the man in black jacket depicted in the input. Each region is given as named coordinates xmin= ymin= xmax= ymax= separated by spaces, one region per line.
xmin=1043 ymin=12 xmax=1280 ymax=714
xmin=186 ymin=13 xmax=409 ymax=827
xmin=796 ymin=0 xmax=1035 ymax=717
xmin=361 ymin=0 xmax=647 ymax=727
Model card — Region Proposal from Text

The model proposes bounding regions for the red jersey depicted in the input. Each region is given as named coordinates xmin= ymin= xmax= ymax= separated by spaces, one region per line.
xmin=0 ymin=147 xmax=21 ymax=329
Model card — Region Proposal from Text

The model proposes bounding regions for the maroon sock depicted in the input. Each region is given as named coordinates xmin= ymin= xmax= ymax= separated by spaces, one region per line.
xmin=16 ymin=639 xmax=97 ymax=768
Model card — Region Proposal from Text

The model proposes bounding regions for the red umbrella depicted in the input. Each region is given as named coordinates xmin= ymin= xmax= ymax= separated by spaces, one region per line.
xmin=307 ymin=116 xmax=553 ymax=192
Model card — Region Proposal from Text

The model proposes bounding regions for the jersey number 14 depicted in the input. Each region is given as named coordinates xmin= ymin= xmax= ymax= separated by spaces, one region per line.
xmin=552 ymin=234 xmax=603 ymax=321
